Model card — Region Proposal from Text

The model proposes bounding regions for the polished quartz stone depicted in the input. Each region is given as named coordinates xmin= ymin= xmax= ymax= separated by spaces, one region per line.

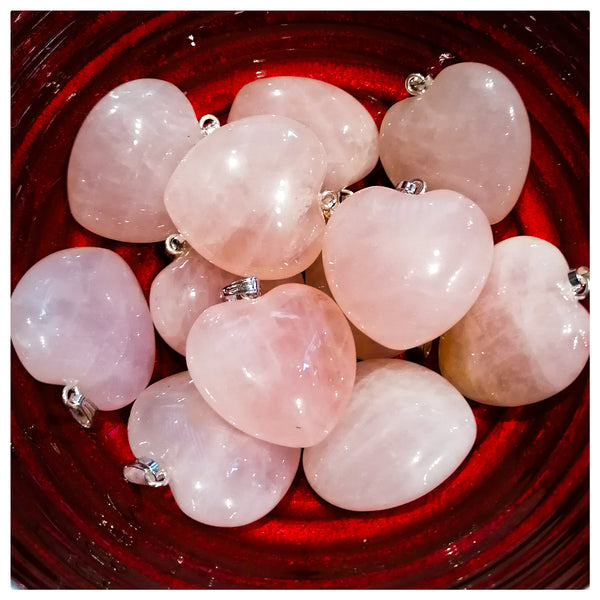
xmin=128 ymin=371 xmax=301 ymax=527
xmin=322 ymin=186 xmax=494 ymax=350
xmin=68 ymin=78 xmax=201 ymax=242
xmin=303 ymin=359 xmax=476 ymax=511
xmin=228 ymin=76 xmax=379 ymax=192
xmin=150 ymin=248 xmax=304 ymax=355
xmin=164 ymin=114 xmax=327 ymax=280
xmin=186 ymin=283 xmax=356 ymax=447
xmin=439 ymin=236 xmax=590 ymax=406
xmin=11 ymin=247 xmax=155 ymax=410
xmin=379 ymin=62 xmax=531 ymax=224
xmin=304 ymin=253 xmax=399 ymax=360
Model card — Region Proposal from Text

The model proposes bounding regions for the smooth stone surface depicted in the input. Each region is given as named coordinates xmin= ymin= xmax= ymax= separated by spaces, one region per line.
xmin=11 ymin=247 xmax=155 ymax=410
xmin=303 ymin=359 xmax=476 ymax=511
xmin=379 ymin=62 xmax=531 ymax=224
xmin=322 ymin=186 xmax=494 ymax=350
xmin=68 ymin=78 xmax=201 ymax=242
xmin=186 ymin=283 xmax=356 ymax=447
xmin=164 ymin=114 xmax=327 ymax=279
xmin=150 ymin=250 xmax=305 ymax=355
xmin=128 ymin=371 xmax=300 ymax=527
xmin=228 ymin=76 xmax=379 ymax=191
xmin=304 ymin=254 xmax=399 ymax=360
xmin=439 ymin=236 xmax=590 ymax=406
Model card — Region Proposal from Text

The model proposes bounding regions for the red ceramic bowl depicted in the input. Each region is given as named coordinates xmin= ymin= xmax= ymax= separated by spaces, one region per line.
xmin=11 ymin=11 xmax=589 ymax=589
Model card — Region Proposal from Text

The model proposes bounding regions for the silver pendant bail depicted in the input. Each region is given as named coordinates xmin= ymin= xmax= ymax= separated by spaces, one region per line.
xmin=165 ymin=232 xmax=187 ymax=258
xmin=320 ymin=188 xmax=353 ymax=223
xmin=221 ymin=276 xmax=261 ymax=301
xmin=123 ymin=457 xmax=169 ymax=488
xmin=396 ymin=179 xmax=427 ymax=195
xmin=568 ymin=266 xmax=590 ymax=300
xmin=405 ymin=72 xmax=433 ymax=96
xmin=61 ymin=384 xmax=97 ymax=428
xmin=199 ymin=113 xmax=220 ymax=137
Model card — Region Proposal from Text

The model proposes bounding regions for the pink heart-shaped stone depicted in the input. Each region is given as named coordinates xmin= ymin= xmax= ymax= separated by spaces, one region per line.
xmin=165 ymin=114 xmax=327 ymax=280
xmin=228 ymin=76 xmax=379 ymax=191
xmin=379 ymin=62 xmax=531 ymax=224
xmin=322 ymin=186 xmax=494 ymax=350
xmin=11 ymin=247 xmax=155 ymax=410
xmin=68 ymin=79 xmax=201 ymax=242
xmin=128 ymin=371 xmax=300 ymax=527
xmin=439 ymin=236 xmax=590 ymax=406
xmin=186 ymin=283 xmax=356 ymax=447
xmin=303 ymin=359 xmax=476 ymax=511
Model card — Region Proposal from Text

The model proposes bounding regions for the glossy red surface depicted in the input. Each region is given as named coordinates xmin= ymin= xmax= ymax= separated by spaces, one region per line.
xmin=11 ymin=11 xmax=589 ymax=589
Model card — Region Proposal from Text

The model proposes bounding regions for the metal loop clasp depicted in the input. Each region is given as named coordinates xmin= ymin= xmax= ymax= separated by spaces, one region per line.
xmin=405 ymin=72 xmax=433 ymax=96
xmin=320 ymin=188 xmax=353 ymax=223
xmin=568 ymin=266 xmax=590 ymax=300
xmin=123 ymin=457 xmax=169 ymax=488
xmin=396 ymin=179 xmax=427 ymax=195
xmin=61 ymin=384 xmax=97 ymax=428
xmin=199 ymin=114 xmax=220 ymax=137
xmin=165 ymin=232 xmax=187 ymax=258
xmin=221 ymin=276 xmax=261 ymax=301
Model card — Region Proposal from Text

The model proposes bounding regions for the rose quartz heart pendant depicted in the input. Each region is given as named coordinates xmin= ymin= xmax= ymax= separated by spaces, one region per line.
xmin=303 ymin=359 xmax=476 ymax=511
xmin=439 ymin=236 xmax=590 ymax=406
xmin=127 ymin=371 xmax=300 ymax=527
xmin=186 ymin=282 xmax=356 ymax=447
xmin=322 ymin=186 xmax=494 ymax=350
xmin=164 ymin=114 xmax=327 ymax=279
xmin=379 ymin=62 xmax=531 ymax=224
xmin=68 ymin=78 xmax=202 ymax=242
xmin=228 ymin=76 xmax=379 ymax=191
xmin=11 ymin=248 xmax=155 ymax=423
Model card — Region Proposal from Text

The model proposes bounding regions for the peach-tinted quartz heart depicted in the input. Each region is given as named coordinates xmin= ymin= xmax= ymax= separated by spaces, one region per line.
xmin=186 ymin=283 xmax=356 ymax=447
xmin=150 ymin=248 xmax=304 ymax=355
xmin=379 ymin=62 xmax=531 ymax=224
xmin=322 ymin=186 xmax=494 ymax=350
xmin=164 ymin=114 xmax=327 ymax=280
xmin=228 ymin=76 xmax=379 ymax=191
xmin=303 ymin=359 xmax=476 ymax=511
xmin=128 ymin=371 xmax=300 ymax=527
xmin=11 ymin=248 xmax=155 ymax=411
xmin=304 ymin=253 xmax=398 ymax=360
xmin=68 ymin=78 xmax=201 ymax=242
xmin=439 ymin=236 xmax=590 ymax=406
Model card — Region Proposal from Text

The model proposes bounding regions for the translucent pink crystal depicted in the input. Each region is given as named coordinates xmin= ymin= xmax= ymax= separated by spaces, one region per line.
xmin=228 ymin=76 xmax=379 ymax=191
xmin=150 ymin=249 xmax=305 ymax=355
xmin=186 ymin=283 xmax=356 ymax=447
xmin=164 ymin=114 xmax=327 ymax=280
xmin=439 ymin=236 xmax=590 ymax=406
xmin=68 ymin=78 xmax=201 ymax=242
xmin=11 ymin=248 xmax=155 ymax=410
xmin=304 ymin=254 xmax=399 ymax=360
xmin=303 ymin=359 xmax=476 ymax=511
xmin=128 ymin=371 xmax=300 ymax=527
xmin=322 ymin=186 xmax=494 ymax=350
xmin=379 ymin=62 xmax=531 ymax=224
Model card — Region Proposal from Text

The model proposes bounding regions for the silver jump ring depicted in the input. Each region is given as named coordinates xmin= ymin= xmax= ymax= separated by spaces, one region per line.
xmin=165 ymin=233 xmax=187 ymax=257
xmin=320 ymin=188 xmax=353 ymax=223
xmin=123 ymin=457 xmax=169 ymax=488
xmin=396 ymin=179 xmax=427 ymax=195
xmin=221 ymin=276 xmax=261 ymax=301
xmin=199 ymin=114 xmax=220 ymax=137
xmin=61 ymin=384 xmax=97 ymax=428
xmin=405 ymin=72 xmax=433 ymax=96
xmin=568 ymin=266 xmax=590 ymax=300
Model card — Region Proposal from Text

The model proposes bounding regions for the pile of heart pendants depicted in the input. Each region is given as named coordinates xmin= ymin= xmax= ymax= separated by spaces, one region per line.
xmin=11 ymin=64 xmax=589 ymax=528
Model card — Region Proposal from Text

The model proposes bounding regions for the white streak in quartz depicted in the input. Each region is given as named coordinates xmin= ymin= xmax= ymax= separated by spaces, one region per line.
xmin=11 ymin=248 xmax=155 ymax=410
xmin=303 ymin=359 xmax=476 ymax=511
xmin=379 ymin=63 xmax=531 ymax=224
xmin=439 ymin=236 xmax=590 ymax=406
xmin=164 ymin=114 xmax=327 ymax=280
xmin=128 ymin=372 xmax=300 ymax=527
xmin=322 ymin=186 xmax=494 ymax=350
xmin=228 ymin=76 xmax=379 ymax=191
xmin=67 ymin=79 xmax=201 ymax=242
xmin=186 ymin=283 xmax=356 ymax=447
